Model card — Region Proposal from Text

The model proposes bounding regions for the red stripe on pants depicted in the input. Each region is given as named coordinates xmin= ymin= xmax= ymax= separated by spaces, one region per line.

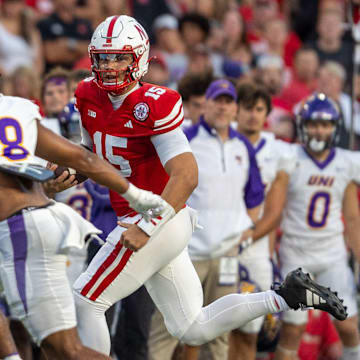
xmin=89 ymin=248 xmax=133 ymax=301
xmin=80 ymin=242 xmax=123 ymax=297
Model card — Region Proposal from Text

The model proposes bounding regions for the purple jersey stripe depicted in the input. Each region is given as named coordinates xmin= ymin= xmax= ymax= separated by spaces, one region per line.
xmin=7 ymin=213 xmax=28 ymax=313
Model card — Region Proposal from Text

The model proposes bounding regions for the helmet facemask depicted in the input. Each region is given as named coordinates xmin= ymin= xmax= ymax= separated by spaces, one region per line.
xmin=301 ymin=119 xmax=337 ymax=153
xmin=90 ymin=49 xmax=143 ymax=93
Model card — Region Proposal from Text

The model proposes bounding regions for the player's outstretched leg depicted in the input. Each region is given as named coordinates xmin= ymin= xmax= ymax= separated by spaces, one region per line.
xmin=179 ymin=268 xmax=347 ymax=347
xmin=272 ymin=267 xmax=348 ymax=321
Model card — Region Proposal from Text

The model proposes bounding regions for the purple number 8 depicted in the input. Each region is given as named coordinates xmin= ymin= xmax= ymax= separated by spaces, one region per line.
xmin=307 ymin=191 xmax=330 ymax=228
xmin=0 ymin=117 xmax=29 ymax=161
xmin=68 ymin=194 xmax=90 ymax=220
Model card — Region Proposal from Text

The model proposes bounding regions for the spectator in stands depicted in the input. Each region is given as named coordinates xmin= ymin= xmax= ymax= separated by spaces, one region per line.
xmin=178 ymin=13 xmax=211 ymax=52
xmin=263 ymin=17 xmax=300 ymax=68
xmin=246 ymin=0 xmax=302 ymax=69
xmin=221 ymin=9 xmax=253 ymax=79
xmin=152 ymin=14 xmax=187 ymax=84
xmin=186 ymin=44 xmax=215 ymax=76
xmin=10 ymin=66 xmax=41 ymax=105
xmin=280 ymin=47 xmax=319 ymax=109
xmin=0 ymin=0 xmax=43 ymax=75
xmin=316 ymin=61 xmax=352 ymax=148
xmin=288 ymin=0 xmax=319 ymax=43
xmin=307 ymin=8 xmax=353 ymax=92
xmin=130 ymin=0 xmax=171 ymax=42
xmin=69 ymin=68 xmax=91 ymax=95
xmin=39 ymin=67 xmax=71 ymax=137
xmin=255 ymin=55 xmax=295 ymax=141
xmin=37 ymin=0 xmax=92 ymax=72
xmin=177 ymin=71 xmax=214 ymax=127
xmin=246 ymin=0 xmax=281 ymax=55
xmin=142 ymin=54 xmax=172 ymax=88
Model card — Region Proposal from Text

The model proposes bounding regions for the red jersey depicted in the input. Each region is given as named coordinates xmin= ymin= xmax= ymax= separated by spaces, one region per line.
xmin=75 ymin=79 xmax=184 ymax=216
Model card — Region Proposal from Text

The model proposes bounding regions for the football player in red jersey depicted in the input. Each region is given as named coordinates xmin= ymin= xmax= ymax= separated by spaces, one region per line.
xmin=72 ymin=15 xmax=347 ymax=356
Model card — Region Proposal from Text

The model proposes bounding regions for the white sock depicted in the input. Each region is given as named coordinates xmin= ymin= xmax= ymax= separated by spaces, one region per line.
xmin=181 ymin=290 xmax=289 ymax=346
xmin=4 ymin=354 xmax=22 ymax=360
xmin=74 ymin=293 xmax=111 ymax=355
xmin=342 ymin=344 xmax=360 ymax=360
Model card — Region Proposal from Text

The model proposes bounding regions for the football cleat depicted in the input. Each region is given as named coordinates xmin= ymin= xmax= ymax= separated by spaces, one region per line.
xmin=271 ymin=268 xmax=348 ymax=321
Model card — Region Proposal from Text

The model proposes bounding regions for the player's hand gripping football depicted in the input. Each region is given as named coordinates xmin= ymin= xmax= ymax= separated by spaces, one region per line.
xmin=43 ymin=163 xmax=78 ymax=197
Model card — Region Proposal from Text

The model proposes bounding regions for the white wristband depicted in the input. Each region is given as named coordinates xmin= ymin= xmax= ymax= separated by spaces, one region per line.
xmin=122 ymin=183 xmax=139 ymax=203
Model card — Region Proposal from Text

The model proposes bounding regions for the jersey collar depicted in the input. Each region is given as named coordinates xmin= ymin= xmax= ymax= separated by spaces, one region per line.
xmin=199 ymin=116 xmax=238 ymax=139
xmin=253 ymin=138 xmax=266 ymax=154
xmin=302 ymin=146 xmax=336 ymax=170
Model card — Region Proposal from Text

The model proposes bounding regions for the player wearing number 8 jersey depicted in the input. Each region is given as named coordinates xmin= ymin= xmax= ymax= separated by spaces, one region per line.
xmin=250 ymin=93 xmax=360 ymax=359
xmin=0 ymin=93 xmax=172 ymax=359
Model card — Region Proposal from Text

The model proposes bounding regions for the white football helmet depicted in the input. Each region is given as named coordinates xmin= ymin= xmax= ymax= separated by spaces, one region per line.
xmin=89 ymin=15 xmax=150 ymax=92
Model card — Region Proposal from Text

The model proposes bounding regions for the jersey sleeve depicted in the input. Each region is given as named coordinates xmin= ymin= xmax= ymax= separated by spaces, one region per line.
xmin=75 ymin=80 xmax=94 ymax=150
xmin=275 ymin=140 xmax=296 ymax=175
xmin=147 ymin=88 xmax=184 ymax=135
xmin=26 ymin=100 xmax=42 ymax=122
xmin=150 ymin=127 xmax=192 ymax=166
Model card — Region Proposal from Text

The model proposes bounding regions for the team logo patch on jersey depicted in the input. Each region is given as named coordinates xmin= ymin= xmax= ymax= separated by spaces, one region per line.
xmin=133 ymin=102 xmax=149 ymax=122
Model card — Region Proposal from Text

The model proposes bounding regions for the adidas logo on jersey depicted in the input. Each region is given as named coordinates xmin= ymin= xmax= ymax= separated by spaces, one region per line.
xmin=124 ymin=120 xmax=133 ymax=129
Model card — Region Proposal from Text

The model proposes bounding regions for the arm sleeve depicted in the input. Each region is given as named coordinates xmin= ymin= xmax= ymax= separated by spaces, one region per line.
xmin=245 ymin=147 xmax=265 ymax=209
xmin=79 ymin=119 xmax=93 ymax=149
xmin=74 ymin=88 xmax=94 ymax=150
xmin=151 ymin=127 xmax=192 ymax=166
xmin=276 ymin=141 xmax=296 ymax=175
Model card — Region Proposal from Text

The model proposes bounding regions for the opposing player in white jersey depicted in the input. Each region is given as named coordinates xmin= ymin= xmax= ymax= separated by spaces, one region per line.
xmin=250 ymin=93 xmax=360 ymax=360
xmin=0 ymin=94 xmax=173 ymax=360
xmin=229 ymin=83 xmax=291 ymax=360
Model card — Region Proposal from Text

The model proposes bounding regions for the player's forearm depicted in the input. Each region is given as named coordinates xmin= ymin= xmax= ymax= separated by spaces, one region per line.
xmin=253 ymin=171 xmax=288 ymax=241
xmin=162 ymin=153 xmax=198 ymax=212
xmin=253 ymin=213 xmax=281 ymax=241
xmin=345 ymin=218 xmax=360 ymax=263
xmin=36 ymin=123 xmax=130 ymax=194
xmin=67 ymin=149 xmax=130 ymax=195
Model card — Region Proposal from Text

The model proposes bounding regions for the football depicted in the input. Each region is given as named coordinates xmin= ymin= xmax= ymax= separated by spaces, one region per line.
xmin=54 ymin=166 xmax=88 ymax=183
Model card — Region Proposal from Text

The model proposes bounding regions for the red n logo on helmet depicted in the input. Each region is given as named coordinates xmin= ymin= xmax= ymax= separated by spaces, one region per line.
xmin=135 ymin=24 xmax=147 ymax=40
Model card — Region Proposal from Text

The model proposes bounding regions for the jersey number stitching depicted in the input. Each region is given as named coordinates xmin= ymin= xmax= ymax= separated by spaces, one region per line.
xmin=0 ymin=117 xmax=29 ymax=161
xmin=307 ymin=191 xmax=331 ymax=228
xmin=144 ymin=86 xmax=166 ymax=100
xmin=93 ymin=131 xmax=131 ymax=177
